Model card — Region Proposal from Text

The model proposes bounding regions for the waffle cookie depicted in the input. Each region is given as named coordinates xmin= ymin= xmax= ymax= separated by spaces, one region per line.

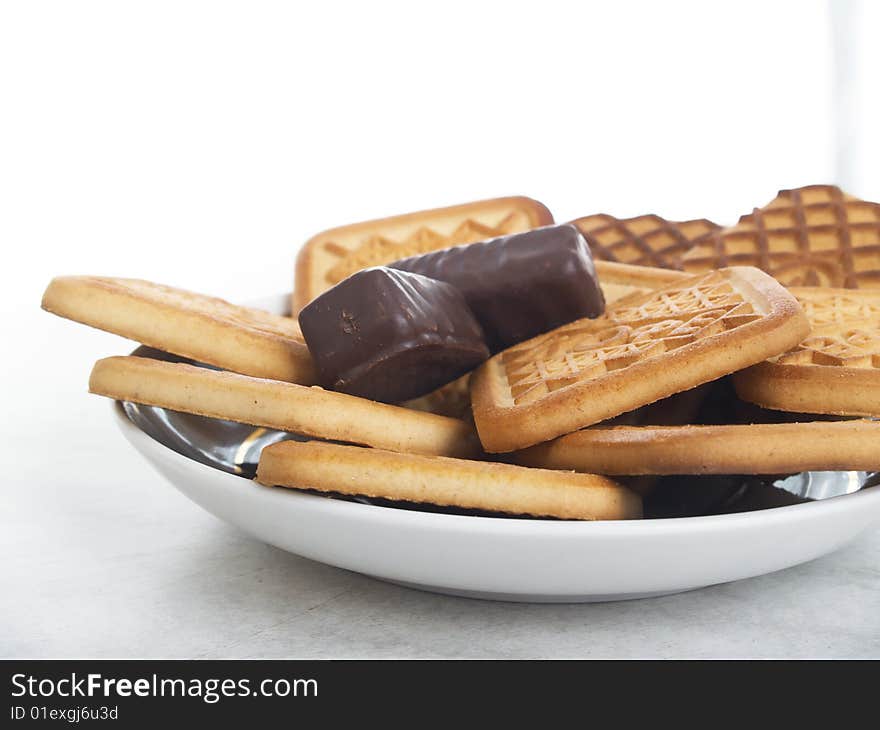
xmin=90 ymin=356 xmax=481 ymax=458
xmin=470 ymin=267 xmax=810 ymax=452
xmin=733 ymin=287 xmax=880 ymax=416
xmin=515 ymin=420 xmax=880 ymax=475
xmin=42 ymin=276 xmax=317 ymax=384
xmin=682 ymin=185 xmax=880 ymax=287
xmin=571 ymin=213 xmax=720 ymax=269
xmin=593 ymin=260 xmax=688 ymax=305
xmin=256 ymin=440 xmax=642 ymax=520
xmin=293 ymin=196 xmax=553 ymax=311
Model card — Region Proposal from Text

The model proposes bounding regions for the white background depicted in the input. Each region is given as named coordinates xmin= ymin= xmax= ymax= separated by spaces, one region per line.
xmin=3 ymin=1 xmax=879 ymax=657
xmin=2 ymin=0 xmax=849 ymax=311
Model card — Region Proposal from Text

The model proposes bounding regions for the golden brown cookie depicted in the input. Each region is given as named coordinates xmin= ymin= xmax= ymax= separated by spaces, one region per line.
xmin=256 ymin=440 xmax=642 ymax=520
xmin=682 ymin=185 xmax=880 ymax=287
xmin=293 ymin=196 xmax=553 ymax=311
xmin=593 ymin=260 xmax=689 ymax=305
xmin=401 ymin=373 xmax=473 ymax=419
xmin=90 ymin=356 xmax=481 ymax=458
xmin=470 ymin=267 xmax=810 ymax=452
xmin=515 ymin=420 xmax=880 ymax=475
xmin=572 ymin=213 xmax=719 ymax=269
xmin=42 ymin=276 xmax=316 ymax=383
xmin=733 ymin=287 xmax=880 ymax=416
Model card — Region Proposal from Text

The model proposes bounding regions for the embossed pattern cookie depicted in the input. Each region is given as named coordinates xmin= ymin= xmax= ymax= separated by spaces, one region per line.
xmin=733 ymin=287 xmax=880 ymax=415
xmin=470 ymin=267 xmax=810 ymax=452
xmin=593 ymin=260 xmax=689 ymax=305
xmin=682 ymin=185 xmax=880 ymax=287
xmin=571 ymin=213 xmax=720 ymax=269
xmin=402 ymin=373 xmax=473 ymax=419
xmin=293 ymin=196 xmax=553 ymax=311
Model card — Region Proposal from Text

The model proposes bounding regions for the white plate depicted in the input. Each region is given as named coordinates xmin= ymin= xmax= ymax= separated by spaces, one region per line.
xmin=110 ymin=295 xmax=880 ymax=602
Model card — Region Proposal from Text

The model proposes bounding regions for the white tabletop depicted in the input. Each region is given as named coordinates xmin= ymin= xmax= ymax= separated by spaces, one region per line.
xmin=4 ymin=311 xmax=879 ymax=660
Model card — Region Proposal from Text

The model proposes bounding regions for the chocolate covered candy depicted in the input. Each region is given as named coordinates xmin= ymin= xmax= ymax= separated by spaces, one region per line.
xmin=389 ymin=223 xmax=605 ymax=351
xmin=298 ymin=267 xmax=490 ymax=403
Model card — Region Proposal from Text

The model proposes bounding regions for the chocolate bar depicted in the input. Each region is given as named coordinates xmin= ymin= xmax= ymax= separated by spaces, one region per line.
xmin=390 ymin=223 xmax=605 ymax=351
xmin=298 ymin=267 xmax=490 ymax=403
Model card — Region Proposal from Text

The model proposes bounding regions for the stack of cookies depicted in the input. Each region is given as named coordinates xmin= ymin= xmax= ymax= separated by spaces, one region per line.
xmin=42 ymin=187 xmax=880 ymax=521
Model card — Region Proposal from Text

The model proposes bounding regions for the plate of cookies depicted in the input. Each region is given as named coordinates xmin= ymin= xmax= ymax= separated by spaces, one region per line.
xmin=42 ymin=188 xmax=880 ymax=602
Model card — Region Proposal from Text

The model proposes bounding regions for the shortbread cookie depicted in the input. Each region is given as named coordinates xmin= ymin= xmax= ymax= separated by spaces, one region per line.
xmin=470 ymin=267 xmax=810 ymax=452
xmin=515 ymin=420 xmax=880 ymax=475
xmin=682 ymin=185 xmax=880 ymax=287
xmin=593 ymin=260 xmax=688 ymax=305
xmin=733 ymin=287 xmax=880 ymax=416
xmin=256 ymin=440 xmax=642 ymax=520
xmin=402 ymin=373 xmax=473 ymax=419
xmin=90 ymin=356 xmax=481 ymax=458
xmin=42 ymin=276 xmax=316 ymax=383
xmin=572 ymin=213 xmax=720 ymax=269
xmin=293 ymin=196 xmax=553 ymax=311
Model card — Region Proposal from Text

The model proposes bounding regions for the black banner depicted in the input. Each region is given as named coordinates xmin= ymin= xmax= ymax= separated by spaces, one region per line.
xmin=2 ymin=659 xmax=870 ymax=724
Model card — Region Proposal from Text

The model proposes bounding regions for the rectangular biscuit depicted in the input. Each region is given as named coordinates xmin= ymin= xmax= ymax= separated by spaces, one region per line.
xmin=90 ymin=356 xmax=481 ymax=459
xmin=470 ymin=267 xmax=811 ymax=452
xmin=293 ymin=196 xmax=553 ymax=311
xmin=256 ymin=440 xmax=642 ymax=520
